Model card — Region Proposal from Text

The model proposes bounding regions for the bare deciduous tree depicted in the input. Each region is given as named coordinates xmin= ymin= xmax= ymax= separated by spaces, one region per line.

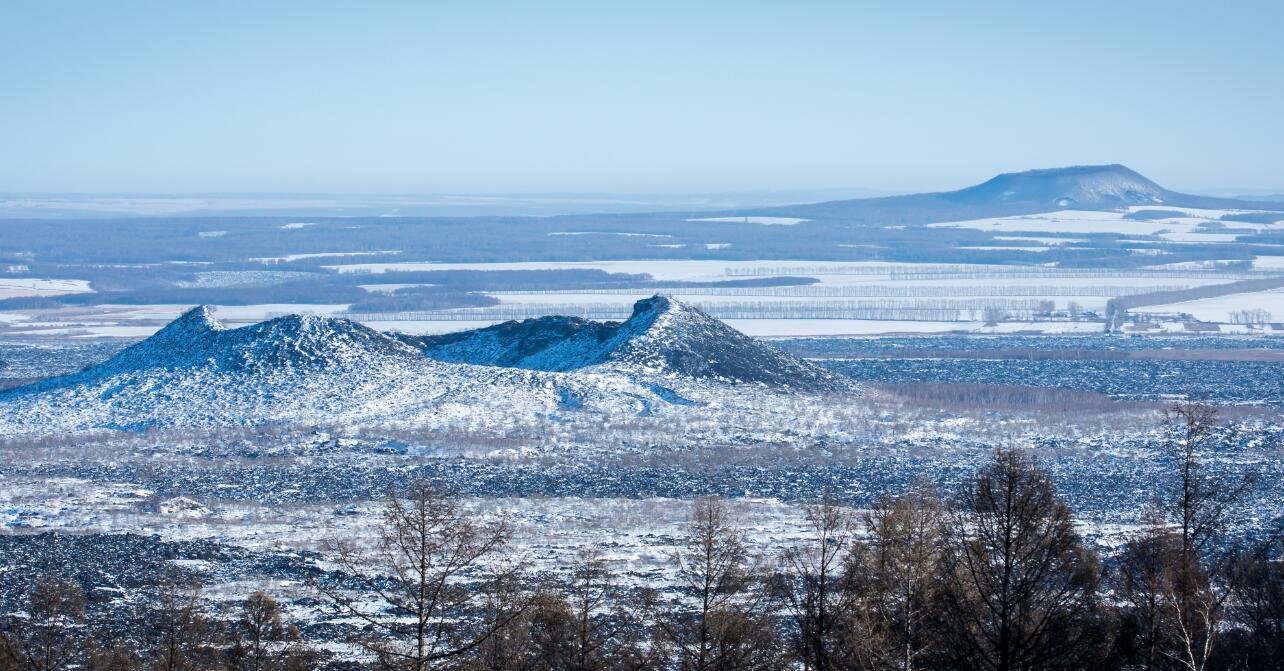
xmin=227 ymin=590 xmax=313 ymax=671
xmin=775 ymin=495 xmax=857 ymax=671
xmin=318 ymin=481 xmax=526 ymax=670
xmin=83 ymin=640 xmax=141 ymax=671
xmin=1227 ymin=537 xmax=1284 ymax=670
xmin=552 ymin=550 xmax=652 ymax=671
xmin=945 ymin=448 xmax=1104 ymax=671
xmin=1113 ymin=502 xmax=1176 ymax=671
xmin=652 ymin=497 xmax=779 ymax=671
xmin=0 ymin=575 xmax=86 ymax=671
xmin=149 ymin=573 xmax=215 ymax=671
xmin=845 ymin=481 xmax=949 ymax=671
xmin=1138 ymin=403 xmax=1258 ymax=671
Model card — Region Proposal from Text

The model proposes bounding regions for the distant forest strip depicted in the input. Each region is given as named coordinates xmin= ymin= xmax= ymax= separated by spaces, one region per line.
xmin=0 ymin=269 xmax=820 ymax=311
xmin=724 ymin=263 xmax=1273 ymax=280
xmin=1106 ymin=275 xmax=1284 ymax=317
xmin=827 ymin=347 xmax=1284 ymax=362
xmin=346 ymin=298 xmax=1057 ymax=322
xmin=496 ymin=284 xmax=1187 ymax=298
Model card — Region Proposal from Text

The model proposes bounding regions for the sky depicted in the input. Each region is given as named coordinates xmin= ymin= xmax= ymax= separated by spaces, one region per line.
xmin=2 ymin=1 xmax=1282 ymax=196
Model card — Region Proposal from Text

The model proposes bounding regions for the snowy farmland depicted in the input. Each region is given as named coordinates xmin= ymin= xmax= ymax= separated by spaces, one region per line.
xmin=927 ymin=207 xmax=1284 ymax=240
xmin=4 ymin=256 xmax=1279 ymax=337
xmin=0 ymin=277 xmax=93 ymax=299
xmin=1146 ymin=288 xmax=1284 ymax=323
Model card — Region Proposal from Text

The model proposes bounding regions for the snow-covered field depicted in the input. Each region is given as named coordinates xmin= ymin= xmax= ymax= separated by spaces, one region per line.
xmin=686 ymin=216 xmax=809 ymax=225
xmin=0 ymin=278 xmax=93 ymax=298
xmin=251 ymin=250 xmax=401 ymax=263
xmin=0 ymin=304 xmax=351 ymax=337
xmin=327 ymin=258 xmax=911 ymax=280
xmin=928 ymin=207 xmax=1282 ymax=241
xmin=1148 ymin=288 xmax=1284 ymax=322
xmin=0 ymin=476 xmax=818 ymax=585
xmin=1253 ymin=255 xmax=1284 ymax=270
xmin=0 ymin=261 xmax=1268 ymax=338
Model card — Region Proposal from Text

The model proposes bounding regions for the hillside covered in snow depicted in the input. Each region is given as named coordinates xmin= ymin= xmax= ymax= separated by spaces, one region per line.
xmin=0 ymin=296 xmax=855 ymax=436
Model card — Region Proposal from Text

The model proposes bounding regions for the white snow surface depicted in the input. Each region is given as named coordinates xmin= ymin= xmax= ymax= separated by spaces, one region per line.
xmin=0 ymin=278 xmax=93 ymax=298
xmin=686 ymin=216 xmax=809 ymax=225
xmin=927 ymin=208 xmax=1280 ymax=240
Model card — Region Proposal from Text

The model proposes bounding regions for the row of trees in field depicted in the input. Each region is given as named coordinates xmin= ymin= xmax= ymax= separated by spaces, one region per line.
xmin=1228 ymin=309 xmax=1274 ymax=325
xmin=1105 ymin=276 xmax=1284 ymax=328
xmin=722 ymin=265 xmax=1269 ymax=281
xmin=352 ymin=299 xmax=1061 ymax=323
xmin=492 ymin=285 xmax=1186 ymax=298
xmin=3 ymin=405 xmax=1282 ymax=671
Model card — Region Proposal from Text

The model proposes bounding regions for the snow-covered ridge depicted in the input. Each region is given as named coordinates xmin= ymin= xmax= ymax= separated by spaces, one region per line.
xmin=77 ymin=305 xmax=424 ymax=379
xmin=0 ymin=297 xmax=857 ymax=436
xmin=415 ymin=295 xmax=850 ymax=391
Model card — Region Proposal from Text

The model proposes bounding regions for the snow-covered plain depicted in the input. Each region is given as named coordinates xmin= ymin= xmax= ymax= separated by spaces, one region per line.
xmin=251 ymin=250 xmax=401 ymax=263
xmin=0 ymin=278 xmax=93 ymax=298
xmin=1147 ymin=289 xmax=1284 ymax=323
xmin=1253 ymin=255 xmax=1284 ymax=270
xmin=927 ymin=207 xmax=1282 ymax=242
xmin=685 ymin=216 xmax=809 ymax=225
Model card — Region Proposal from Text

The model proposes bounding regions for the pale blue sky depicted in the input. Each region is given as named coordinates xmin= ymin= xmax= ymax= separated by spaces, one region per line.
xmin=2 ymin=1 xmax=1281 ymax=195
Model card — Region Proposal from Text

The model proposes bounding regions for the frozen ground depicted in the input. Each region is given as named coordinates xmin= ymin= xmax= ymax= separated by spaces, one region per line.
xmin=251 ymin=250 xmax=402 ymax=263
xmin=1149 ymin=288 xmax=1284 ymax=322
xmin=0 ymin=278 xmax=93 ymax=299
xmin=685 ymin=216 xmax=809 ymax=225
xmin=326 ymin=259 xmax=923 ymax=280
xmin=1253 ymin=255 xmax=1284 ymax=270
xmin=927 ymin=207 xmax=1284 ymax=247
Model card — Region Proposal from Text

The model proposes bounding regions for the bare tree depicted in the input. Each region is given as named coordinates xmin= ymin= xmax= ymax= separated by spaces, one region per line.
xmin=1113 ymin=502 xmax=1176 ymax=671
xmin=317 ymin=481 xmax=527 ymax=670
xmin=1141 ymin=403 xmax=1258 ymax=671
xmin=1163 ymin=403 xmax=1255 ymax=561
xmin=652 ymin=497 xmax=779 ymax=671
xmin=464 ymin=573 xmax=540 ymax=671
xmin=149 ymin=573 xmax=215 ymax=671
xmin=0 ymin=575 xmax=86 ymax=671
xmin=83 ymin=641 xmax=141 ymax=671
xmin=775 ymin=495 xmax=857 ymax=671
xmin=845 ymin=481 xmax=949 ymax=671
xmin=225 ymin=590 xmax=312 ymax=671
xmin=1226 ymin=537 xmax=1284 ymax=670
xmin=944 ymin=448 xmax=1104 ymax=671
xmin=237 ymin=591 xmax=281 ymax=670
xmin=550 ymin=550 xmax=653 ymax=671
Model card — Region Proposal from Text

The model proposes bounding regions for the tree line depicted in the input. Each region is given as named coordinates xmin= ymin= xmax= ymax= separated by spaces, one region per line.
xmin=1105 ymin=276 xmax=1284 ymax=327
xmin=3 ymin=404 xmax=1282 ymax=671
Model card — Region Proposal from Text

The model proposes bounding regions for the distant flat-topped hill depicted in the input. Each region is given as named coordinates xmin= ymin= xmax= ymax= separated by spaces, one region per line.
xmin=742 ymin=164 xmax=1284 ymax=223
